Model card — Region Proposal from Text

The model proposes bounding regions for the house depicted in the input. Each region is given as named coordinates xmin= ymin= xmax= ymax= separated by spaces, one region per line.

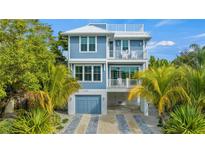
xmin=62 ymin=23 xmax=151 ymax=116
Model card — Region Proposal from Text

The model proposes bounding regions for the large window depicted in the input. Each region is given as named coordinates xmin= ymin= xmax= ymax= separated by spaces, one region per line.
xmin=110 ymin=66 xmax=139 ymax=79
xmin=93 ymin=66 xmax=101 ymax=81
xmin=80 ymin=36 xmax=96 ymax=52
xmin=75 ymin=66 xmax=83 ymax=81
xmin=84 ymin=66 xmax=92 ymax=81
xmin=75 ymin=65 xmax=102 ymax=82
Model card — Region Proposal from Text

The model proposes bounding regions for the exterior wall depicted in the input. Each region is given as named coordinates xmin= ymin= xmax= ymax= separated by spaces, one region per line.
xmin=70 ymin=36 xmax=106 ymax=59
xmin=68 ymin=89 xmax=107 ymax=115
xmin=71 ymin=63 xmax=106 ymax=89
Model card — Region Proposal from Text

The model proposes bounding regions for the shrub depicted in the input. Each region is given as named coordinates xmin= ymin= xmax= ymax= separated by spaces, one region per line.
xmin=11 ymin=109 xmax=57 ymax=134
xmin=0 ymin=119 xmax=13 ymax=134
xmin=163 ymin=105 xmax=205 ymax=134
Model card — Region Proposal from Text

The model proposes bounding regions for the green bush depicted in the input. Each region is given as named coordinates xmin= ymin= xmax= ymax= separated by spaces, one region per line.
xmin=62 ymin=118 xmax=69 ymax=124
xmin=0 ymin=120 xmax=13 ymax=134
xmin=163 ymin=105 xmax=205 ymax=134
xmin=11 ymin=109 xmax=57 ymax=134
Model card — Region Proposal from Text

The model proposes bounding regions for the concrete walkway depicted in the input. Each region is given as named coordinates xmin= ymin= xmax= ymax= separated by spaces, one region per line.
xmin=63 ymin=105 xmax=161 ymax=134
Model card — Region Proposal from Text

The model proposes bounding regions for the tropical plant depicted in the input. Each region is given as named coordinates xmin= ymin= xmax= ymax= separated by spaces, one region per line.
xmin=149 ymin=56 xmax=170 ymax=68
xmin=173 ymin=44 xmax=205 ymax=69
xmin=11 ymin=109 xmax=57 ymax=134
xmin=128 ymin=66 xmax=189 ymax=124
xmin=43 ymin=64 xmax=80 ymax=109
xmin=0 ymin=119 xmax=13 ymax=134
xmin=178 ymin=65 xmax=205 ymax=108
xmin=163 ymin=105 xmax=205 ymax=134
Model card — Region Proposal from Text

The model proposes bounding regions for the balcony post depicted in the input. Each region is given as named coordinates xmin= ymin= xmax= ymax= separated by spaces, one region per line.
xmin=126 ymin=78 xmax=129 ymax=88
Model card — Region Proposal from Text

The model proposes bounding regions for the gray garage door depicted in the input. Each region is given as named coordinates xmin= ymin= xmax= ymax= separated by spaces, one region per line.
xmin=75 ymin=95 xmax=101 ymax=114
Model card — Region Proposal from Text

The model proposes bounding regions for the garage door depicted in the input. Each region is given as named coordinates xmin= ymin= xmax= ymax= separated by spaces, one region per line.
xmin=75 ymin=95 xmax=101 ymax=114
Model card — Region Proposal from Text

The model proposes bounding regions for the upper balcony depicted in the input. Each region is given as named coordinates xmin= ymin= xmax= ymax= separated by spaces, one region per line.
xmin=108 ymin=49 xmax=147 ymax=60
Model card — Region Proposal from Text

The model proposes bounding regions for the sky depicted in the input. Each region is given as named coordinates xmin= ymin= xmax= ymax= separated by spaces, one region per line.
xmin=41 ymin=19 xmax=205 ymax=61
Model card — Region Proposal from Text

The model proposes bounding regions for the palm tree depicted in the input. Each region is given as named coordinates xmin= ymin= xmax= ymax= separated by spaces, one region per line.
xmin=128 ymin=66 xmax=189 ymax=125
xmin=179 ymin=65 xmax=205 ymax=108
xmin=43 ymin=64 xmax=80 ymax=110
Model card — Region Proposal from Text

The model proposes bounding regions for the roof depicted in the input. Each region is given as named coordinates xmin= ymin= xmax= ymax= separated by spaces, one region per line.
xmin=62 ymin=25 xmax=113 ymax=35
xmin=62 ymin=24 xmax=151 ymax=40
xmin=114 ymin=32 xmax=151 ymax=40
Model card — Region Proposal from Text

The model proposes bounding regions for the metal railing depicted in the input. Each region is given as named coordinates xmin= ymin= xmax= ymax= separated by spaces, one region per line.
xmin=108 ymin=79 xmax=139 ymax=88
xmin=107 ymin=24 xmax=144 ymax=32
xmin=108 ymin=50 xmax=145 ymax=60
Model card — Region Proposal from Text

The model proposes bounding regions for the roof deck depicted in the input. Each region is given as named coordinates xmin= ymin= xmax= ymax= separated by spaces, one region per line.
xmin=89 ymin=23 xmax=144 ymax=32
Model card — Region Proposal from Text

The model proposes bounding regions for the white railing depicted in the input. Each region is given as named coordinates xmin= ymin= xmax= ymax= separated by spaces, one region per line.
xmin=108 ymin=79 xmax=139 ymax=88
xmin=107 ymin=24 xmax=144 ymax=32
xmin=108 ymin=50 xmax=144 ymax=60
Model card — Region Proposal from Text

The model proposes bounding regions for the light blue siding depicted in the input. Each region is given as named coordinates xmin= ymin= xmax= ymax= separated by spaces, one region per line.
xmin=71 ymin=64 xmax=106 ymax=89
xmin=70 ymin=36 xmax=106 ymax=59
xmin=75 ymin=95 xmax=101 ymax=114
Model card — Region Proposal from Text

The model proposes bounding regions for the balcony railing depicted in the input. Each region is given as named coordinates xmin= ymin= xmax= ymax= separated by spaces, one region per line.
xmin=108 ymin=79 xmax=139 ymax=88
xmin=108 ymin=50 xmax=146 ymax=60
xmin=107 ymin=24 xmax=144 ymax=32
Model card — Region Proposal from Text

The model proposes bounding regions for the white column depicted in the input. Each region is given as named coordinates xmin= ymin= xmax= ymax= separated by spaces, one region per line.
xmin=143 ymin=102 xmax=149 ymax=116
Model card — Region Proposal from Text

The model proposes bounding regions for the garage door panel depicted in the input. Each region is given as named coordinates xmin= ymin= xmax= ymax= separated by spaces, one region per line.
xmin=75 ymin=95 xmax=101 ymax=114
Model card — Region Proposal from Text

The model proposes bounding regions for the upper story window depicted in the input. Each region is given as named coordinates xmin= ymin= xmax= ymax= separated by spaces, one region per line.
xmin=80 ymin=36 xmax=96 ymax=52
xmin=80 ymin=37 xmax=87 ymax=51
xmin=122 ymin=40 xmax=129 ymax=51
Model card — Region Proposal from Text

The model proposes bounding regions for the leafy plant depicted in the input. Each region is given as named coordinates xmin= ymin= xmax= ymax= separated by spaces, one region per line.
xmin=163 ymin=105 xmax=205 ymax=134
xmin=11 ymin=109 xmax=57 ymax=134
xmin=43 ymin=64 xmax=80 ymax=109
xmin=128 ymin=66 xmax=189 ymax=123
xmin=0 ymin=120 xmax=13 ymax=134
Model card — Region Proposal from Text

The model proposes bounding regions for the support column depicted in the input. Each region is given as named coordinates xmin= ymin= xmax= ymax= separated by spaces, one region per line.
xmin=143 ymin=102 xmax=149 ymax=116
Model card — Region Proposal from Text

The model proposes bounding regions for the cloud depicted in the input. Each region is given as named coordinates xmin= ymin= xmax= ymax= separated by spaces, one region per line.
xmin=188 ymin=33 xmax=205 ymax=39
xmin=147 ymin=41 xmax=175 ymax=49
xmin=155 ymin=19 xmax=183 ymax=27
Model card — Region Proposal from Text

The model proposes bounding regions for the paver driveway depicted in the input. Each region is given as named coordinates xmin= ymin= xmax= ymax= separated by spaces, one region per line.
xmin=62 ymin=105 xmax=161 ymax=134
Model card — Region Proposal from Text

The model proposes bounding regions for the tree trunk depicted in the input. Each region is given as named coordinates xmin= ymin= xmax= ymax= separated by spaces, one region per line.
xmin=4 ymin=98 xmax=15 ymax=114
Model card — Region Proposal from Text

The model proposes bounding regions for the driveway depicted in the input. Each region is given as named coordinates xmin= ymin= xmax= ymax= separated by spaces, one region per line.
xmin=62 ymin=105 xmax=161 ymax=134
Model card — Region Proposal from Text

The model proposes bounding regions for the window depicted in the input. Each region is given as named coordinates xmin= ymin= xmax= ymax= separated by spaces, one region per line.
xmin=75 ymin=66 xmax=83 ymax=81
xmin=89 ymin=36 xmax=96 ymax=51
xmin=93 ymin=66 xmax=101 ymax=81
xmin=81 ymin=37 xmax=87 ymax=51
xmin=75 ymin=65 xmax=102 ymax=82
xmin=111 ymin=66 xmax=139 ymax=79
xmin=84 ymin=66 xmax=92 ymax=81
xmin=122 ymin=40 xmax=129 ymax=51
xmin=80 ymin=36 xmax=96 ymax=52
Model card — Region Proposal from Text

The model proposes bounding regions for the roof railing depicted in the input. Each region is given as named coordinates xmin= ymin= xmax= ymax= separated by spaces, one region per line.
xmin=106 ymin=24 xmax=144 ymax=32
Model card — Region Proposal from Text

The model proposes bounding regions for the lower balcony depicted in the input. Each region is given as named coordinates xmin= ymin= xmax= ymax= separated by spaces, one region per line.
xmin=108 ymin=78 xmax=139 ymax=89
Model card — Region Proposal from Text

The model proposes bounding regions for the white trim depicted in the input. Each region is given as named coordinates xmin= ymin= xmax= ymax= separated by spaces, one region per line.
xmin=79 ymin=36 xmax=97 ymax=53
xmin=74 ymin=64 xmax=103 ymax=83
xmin=68 ymin=36 xmax=71 ymax=59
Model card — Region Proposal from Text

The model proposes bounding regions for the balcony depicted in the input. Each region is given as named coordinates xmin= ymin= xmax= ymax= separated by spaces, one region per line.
xmin=108 ymin=50 xmax=147 ymax=60
xmin=108 ymin=79 xmax=139 ymax=88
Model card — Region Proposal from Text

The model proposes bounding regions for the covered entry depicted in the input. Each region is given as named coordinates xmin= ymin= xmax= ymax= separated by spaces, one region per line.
xmin=75 ymin=95 xmax=101 ymax=114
